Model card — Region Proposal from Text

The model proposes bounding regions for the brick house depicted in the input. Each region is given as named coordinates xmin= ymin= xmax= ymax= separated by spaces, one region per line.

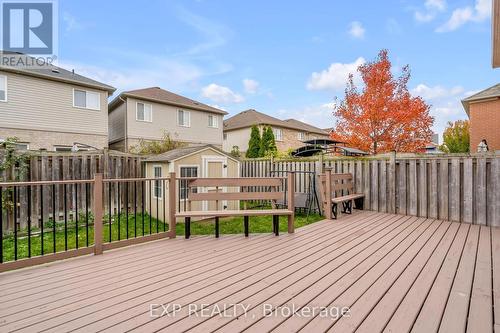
xmin=222 ymin=109 xmax=329 ymax=153
xmin=462 ymin=84 xmax=500 ymax=152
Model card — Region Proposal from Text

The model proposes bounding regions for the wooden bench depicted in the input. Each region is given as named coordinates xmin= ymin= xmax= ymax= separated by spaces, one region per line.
xmin=175 ymin=174 xmax=295 ymax=239
xmin=319 ymin=169 xmax=364 ymax=219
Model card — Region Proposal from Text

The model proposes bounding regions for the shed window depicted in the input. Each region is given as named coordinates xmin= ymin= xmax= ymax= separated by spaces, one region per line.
xmin=153 ymin=166 xmax=162 ymax=199
xmin=180 ymin=166 xmax=198 ymax=199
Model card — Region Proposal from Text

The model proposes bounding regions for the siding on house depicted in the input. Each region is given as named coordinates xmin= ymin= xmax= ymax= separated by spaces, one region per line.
xmin=223 ymin=125 xmax=329 ymax=153
xmin=108 ymin=101 xmax=126 ymax=143
xmin=0 ymin=71 xmax=109 ymax=136
xmin=125 ymin=97 xmax=223 ymax=146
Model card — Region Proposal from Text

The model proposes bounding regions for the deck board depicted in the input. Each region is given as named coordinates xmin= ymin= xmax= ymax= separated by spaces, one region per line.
xmin=0 ymin=211 xmax=498 ymax=333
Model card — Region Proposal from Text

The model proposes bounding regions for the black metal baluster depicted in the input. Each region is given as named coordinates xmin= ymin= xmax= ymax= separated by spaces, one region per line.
xmin=108 ymin=182 xmax=112 ymax=242
xmin=75 ymin=183 xmax=78 ymax=249
xmin=142 ymin=181 xmax=145 ymax=236
xmin=64 ymin=184 xmax=67 ymax=251
xmin=162 ymin=180 xmax=166 ymax=232
xmin=215 ymin=216 xmax=219 ymax=238
xmin=0 ymin=186 xmax=3 ymax=263
xmin=52 ymin=184 xmax=56 ymax=253
xmin=40 ymin=185 xmax=44 ymax=256
xmin=86 ymin=183 xmax=89 ymax=247
xmin=117 ymin=182 xmax=121 ymax=241
xmin=134 ymin=181 xmax=137 ymax=238
xmin=14 ymin=186 xmax=17 ymax=260
xmin=156 ymin=180 xmax=159 ymax=234
xmin=149 ymin=180 xmax=152 ymax=235
xmin=126 ymin=181 xmax=129 ymax=239
xmin=244 ymin=216 xmax=249 ymax=237
xmin=27 ymin=185 xmax=31 ymax=258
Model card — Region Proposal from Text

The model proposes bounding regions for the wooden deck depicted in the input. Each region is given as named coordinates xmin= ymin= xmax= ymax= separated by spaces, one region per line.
xmin=0 ymin=211 xmax=498 ymax=332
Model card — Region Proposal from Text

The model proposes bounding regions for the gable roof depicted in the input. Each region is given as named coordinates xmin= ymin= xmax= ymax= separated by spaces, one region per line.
xmin=109 ymin=87 xmax=227 ymax=115
xmin=462 ymin=83 xmax=500 ymax=116
xmin=223 ymin=109 xmax=285 ymax=131
xmin=283 ymin=119 xmax=330 ymax=136
xmin=144 ymin=144 xmax=238 ymax=163
xmin=223 ymin=109 xmax=328 ymax=135
xmin=0 ymin=51 xmax=115 ymax=93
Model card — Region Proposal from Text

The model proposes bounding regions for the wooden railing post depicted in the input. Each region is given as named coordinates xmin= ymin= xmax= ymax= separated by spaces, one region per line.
xmin=287 ymin=172 xmax=295 ymax=233
xmin=168 ymin=172 xmax=177 ymax=238
xmin=325 ymin=168 xmax=333 ymax=220
xmin=93 ymin=173 xmax=103 ymax=255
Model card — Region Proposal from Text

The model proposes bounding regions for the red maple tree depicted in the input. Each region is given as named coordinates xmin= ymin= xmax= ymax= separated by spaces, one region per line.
xmin=331 ymin=50 xmax=434 ymax=154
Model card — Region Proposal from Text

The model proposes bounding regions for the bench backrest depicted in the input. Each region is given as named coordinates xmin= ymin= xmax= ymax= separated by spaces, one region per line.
xmin=319 ymin=170 xmax=357 ymax=219
xmin=319 ymin=172 xmax=355 ymax=199
xmin=182 ymin=177 xmax=285 ymax=202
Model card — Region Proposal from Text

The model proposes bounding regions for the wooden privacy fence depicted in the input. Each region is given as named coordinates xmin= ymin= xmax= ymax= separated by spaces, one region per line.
xmin=241 ymin=155 xmax=500 ymax=226
xmin=0 ymin=150 xmax=144 ymax=232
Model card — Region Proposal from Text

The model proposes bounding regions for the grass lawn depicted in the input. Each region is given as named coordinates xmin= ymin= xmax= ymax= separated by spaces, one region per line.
xmin=2 ymin=212 xmax=323 ymax=262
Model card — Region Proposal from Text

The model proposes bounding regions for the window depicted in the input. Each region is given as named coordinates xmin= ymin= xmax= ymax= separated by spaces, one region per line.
xmin=297 ymin=132 xmax=305 ymax=141
xmin=0 ymin=75 xmax=7 ymax=101
xmin=136 ymin=102 xmax=152 ymax=122
xmin=54 ymin=146 xmax=72 ymax=152
xmin=223 ymin=133 xmax=228 ymax=140
xmin=273 ymin=128 xmax=283 ymax=141
xmin=153 ymin=166 xmax=162 ymax=199
xmin=208 ymin=115 xmax=218 ymax=128
xmin=73 ymin=89 xmax=100 ymax=110
xmin=0 ymin=139 xmax=28 ymax=150
xmin=54 ymin=145 xmax=89 ymax=152
xmin=178 ymin=110 xmax=191 ymax=127
xmin=180 ymin=166 xmax=198 ymax=199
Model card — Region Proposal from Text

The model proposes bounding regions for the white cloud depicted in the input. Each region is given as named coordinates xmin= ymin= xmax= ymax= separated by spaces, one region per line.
xmin=243 ymin=79 xmax=259 ymax=94
xmin=201 ymin=83 xmax=244 ymax=103
xmin=411 ymin=83 xmax=470 ymax=135
xmin=175 ymin=7 xmax=232 ymax=55
xmin=348 ymin=21 xmax=365 ymax=39
xmin=414 ymin=0 xmax=447 ymax=22
xmin=59 ymin=58 xmax=203 ymax=93
xmin=306 ymin=57 xmax=365 ymax=91
xmin=209 ymin=104 xmax=227 ymax=111
xmin=411 ymin=84 xmax=465 ymax=100
xmin=276 ymin=103 xmax=336 ymax=129
xmin=436 ymin=0 xmax=491 ymax=32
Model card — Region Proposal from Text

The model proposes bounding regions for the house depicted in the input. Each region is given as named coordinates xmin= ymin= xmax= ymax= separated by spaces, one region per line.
xmin=493 ymin=0 xmax=499 ymax=68
xmin=143 ymin=145 xmax=240 ymax=221
xmin=0 ymin=53 xmax=115 ymax=151
xmin=462 ymin=84 xmax=500 ymax=152
xmin=222 ymin=109 xmax=329 ymax=153
xmin=108 ymin=87 xmax=227 ymax=152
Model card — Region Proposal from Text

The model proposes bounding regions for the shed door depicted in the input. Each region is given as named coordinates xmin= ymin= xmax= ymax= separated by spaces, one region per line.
xmin=203 ymin=157 xmax=227 ymax=211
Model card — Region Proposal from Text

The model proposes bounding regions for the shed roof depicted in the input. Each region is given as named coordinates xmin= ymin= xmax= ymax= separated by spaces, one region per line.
xmin=144 ymin=145 xmax=238 ymax=163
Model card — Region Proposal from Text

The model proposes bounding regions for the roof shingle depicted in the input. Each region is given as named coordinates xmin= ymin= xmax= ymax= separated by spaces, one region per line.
xmin=114 ymin=87 xmax=227 ymax=115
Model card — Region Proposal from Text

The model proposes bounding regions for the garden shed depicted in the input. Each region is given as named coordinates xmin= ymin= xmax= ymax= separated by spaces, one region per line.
xmin=143 ymin=145 xmax=240 ymax=222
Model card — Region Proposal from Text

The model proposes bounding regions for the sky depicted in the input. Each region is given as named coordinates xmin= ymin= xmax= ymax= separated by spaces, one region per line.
xmin=57 ymin=0 xmax=497 ymax=139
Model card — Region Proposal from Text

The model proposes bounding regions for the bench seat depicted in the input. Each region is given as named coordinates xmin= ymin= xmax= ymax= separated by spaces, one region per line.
xmin=176 ymin=209 xmax=294 ymax=218
xmin=332 ymin=193 xmax=365 ymax=204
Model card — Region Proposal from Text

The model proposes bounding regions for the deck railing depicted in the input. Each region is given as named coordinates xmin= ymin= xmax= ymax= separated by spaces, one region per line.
xmin=0 ymin=173 xmax=176 ymax=272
